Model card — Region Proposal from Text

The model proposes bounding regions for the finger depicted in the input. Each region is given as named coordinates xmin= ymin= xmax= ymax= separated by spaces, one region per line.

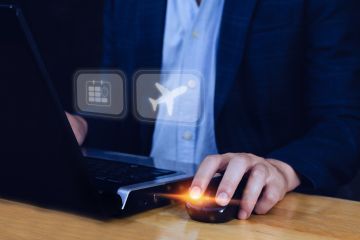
xmin=215 ymin=156 xmax=250 ymax=206
xmin=190 ymin=154 xmax=232 ymax=198
xmin=254 ymin=185 xmax=282 ymax=215
xmin=238 ymin=163 xmax=268 ymax=219
xmin=75 ymin=115 xmax=88 ymax=131
xmin=74 ymin=116 xmax=88 ymax=138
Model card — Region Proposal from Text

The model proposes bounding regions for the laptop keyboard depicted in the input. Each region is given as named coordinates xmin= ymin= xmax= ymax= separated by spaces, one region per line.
xmin=86 ymin=157 xmax=176 ymax=189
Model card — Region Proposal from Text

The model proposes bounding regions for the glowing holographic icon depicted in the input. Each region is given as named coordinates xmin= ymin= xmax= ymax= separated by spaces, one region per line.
xmin=134 ymin=70 xmax=203 ymax=123
xmin=86 ymin=80 xmax=111 ymax=107
xmin=148 ymin=82 xmax=188 ymax=116
xmin=74 ymin=70 xmax=125 ymax=119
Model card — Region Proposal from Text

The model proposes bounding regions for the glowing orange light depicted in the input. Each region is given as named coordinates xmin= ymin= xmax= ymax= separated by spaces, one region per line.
xmin=154 ymin=192 xmax=220 ymax=206
xmin=189 ymin=190 xmax=202 ymax=200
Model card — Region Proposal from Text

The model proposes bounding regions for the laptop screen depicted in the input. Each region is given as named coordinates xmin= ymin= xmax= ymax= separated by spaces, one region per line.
xmin=0 ymin=5 xmax=101 ymax=214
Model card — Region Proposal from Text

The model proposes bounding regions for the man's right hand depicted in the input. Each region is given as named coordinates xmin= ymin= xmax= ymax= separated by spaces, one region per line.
xmin=65 ymin=112 xmax=88 ymax=145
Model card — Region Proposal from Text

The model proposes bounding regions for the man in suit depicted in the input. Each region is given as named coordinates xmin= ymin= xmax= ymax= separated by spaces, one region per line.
xmin=67 ymin=0 xmax=360 ymax=219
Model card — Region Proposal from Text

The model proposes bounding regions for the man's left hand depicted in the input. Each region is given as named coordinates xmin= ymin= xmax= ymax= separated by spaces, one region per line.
xmin=189 ymin=153 xmax=301 ymax=219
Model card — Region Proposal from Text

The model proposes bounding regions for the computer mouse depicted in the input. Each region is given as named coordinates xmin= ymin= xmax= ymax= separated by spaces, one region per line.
xmin=185 ymin=176 xmax=246 ymax=223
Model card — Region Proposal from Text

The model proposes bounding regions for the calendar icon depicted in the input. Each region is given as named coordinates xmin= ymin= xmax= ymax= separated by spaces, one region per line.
xmin=86 ymin=80 xmax=111 ymax=106
xmin=74 ymin=70 xmax=125 ymax=118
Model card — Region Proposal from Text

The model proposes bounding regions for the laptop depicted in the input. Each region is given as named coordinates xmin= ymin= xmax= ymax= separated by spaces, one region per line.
xmin=0 ymin=4 xmax=194 ymax=218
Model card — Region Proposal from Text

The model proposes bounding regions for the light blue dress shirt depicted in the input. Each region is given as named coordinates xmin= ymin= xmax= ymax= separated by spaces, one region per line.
xmin=151 ymin=0 xmax=225 ymax=165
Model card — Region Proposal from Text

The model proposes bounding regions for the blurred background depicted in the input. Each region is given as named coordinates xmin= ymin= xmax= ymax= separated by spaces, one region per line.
xmin=12 ymin=0 xmax=360 ymax=201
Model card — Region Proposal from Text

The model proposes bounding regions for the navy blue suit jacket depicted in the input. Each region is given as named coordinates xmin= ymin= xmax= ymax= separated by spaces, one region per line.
xmin=85 ymin=0 xmax=360 ymax=194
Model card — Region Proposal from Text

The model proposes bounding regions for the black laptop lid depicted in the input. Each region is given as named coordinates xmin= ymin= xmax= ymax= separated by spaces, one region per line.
xmin=0 ymin=4 xmax=112 ymax=217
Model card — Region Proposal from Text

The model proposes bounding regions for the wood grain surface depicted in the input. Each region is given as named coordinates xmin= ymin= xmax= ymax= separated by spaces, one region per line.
xmin=0 ymin=193 xmax=359 ymax=240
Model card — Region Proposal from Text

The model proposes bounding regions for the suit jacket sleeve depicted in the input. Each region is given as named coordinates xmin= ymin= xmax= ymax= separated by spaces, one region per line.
xmin=267 ymin=0 xmax=360 ymax=192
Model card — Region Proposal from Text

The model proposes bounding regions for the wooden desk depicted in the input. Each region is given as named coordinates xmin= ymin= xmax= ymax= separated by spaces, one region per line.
xmin=0 ymin=193 xmax=359 ymax=240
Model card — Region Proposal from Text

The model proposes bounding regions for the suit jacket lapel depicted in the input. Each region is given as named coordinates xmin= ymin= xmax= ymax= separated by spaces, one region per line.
xmin=215 ymin=0 xmax=258 ymax=118
xmin=133 ymin=0 xmax=167 ymax=155
xmin=134 ymin=0 xmax=167 ymax=69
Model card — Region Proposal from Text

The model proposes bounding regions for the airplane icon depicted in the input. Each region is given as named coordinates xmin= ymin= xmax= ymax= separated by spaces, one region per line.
xmin=149 ymin=82 xmax=188 ymax=116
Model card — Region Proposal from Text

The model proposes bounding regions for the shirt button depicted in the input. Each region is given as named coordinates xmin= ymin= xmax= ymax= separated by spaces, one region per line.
xmin=187 ymin=80 xmax=197 ymax=89
xmin=182 ymin=131 xmax=193 ymax=141
xmin=192 ymin=31 xmax=199 ymax=38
